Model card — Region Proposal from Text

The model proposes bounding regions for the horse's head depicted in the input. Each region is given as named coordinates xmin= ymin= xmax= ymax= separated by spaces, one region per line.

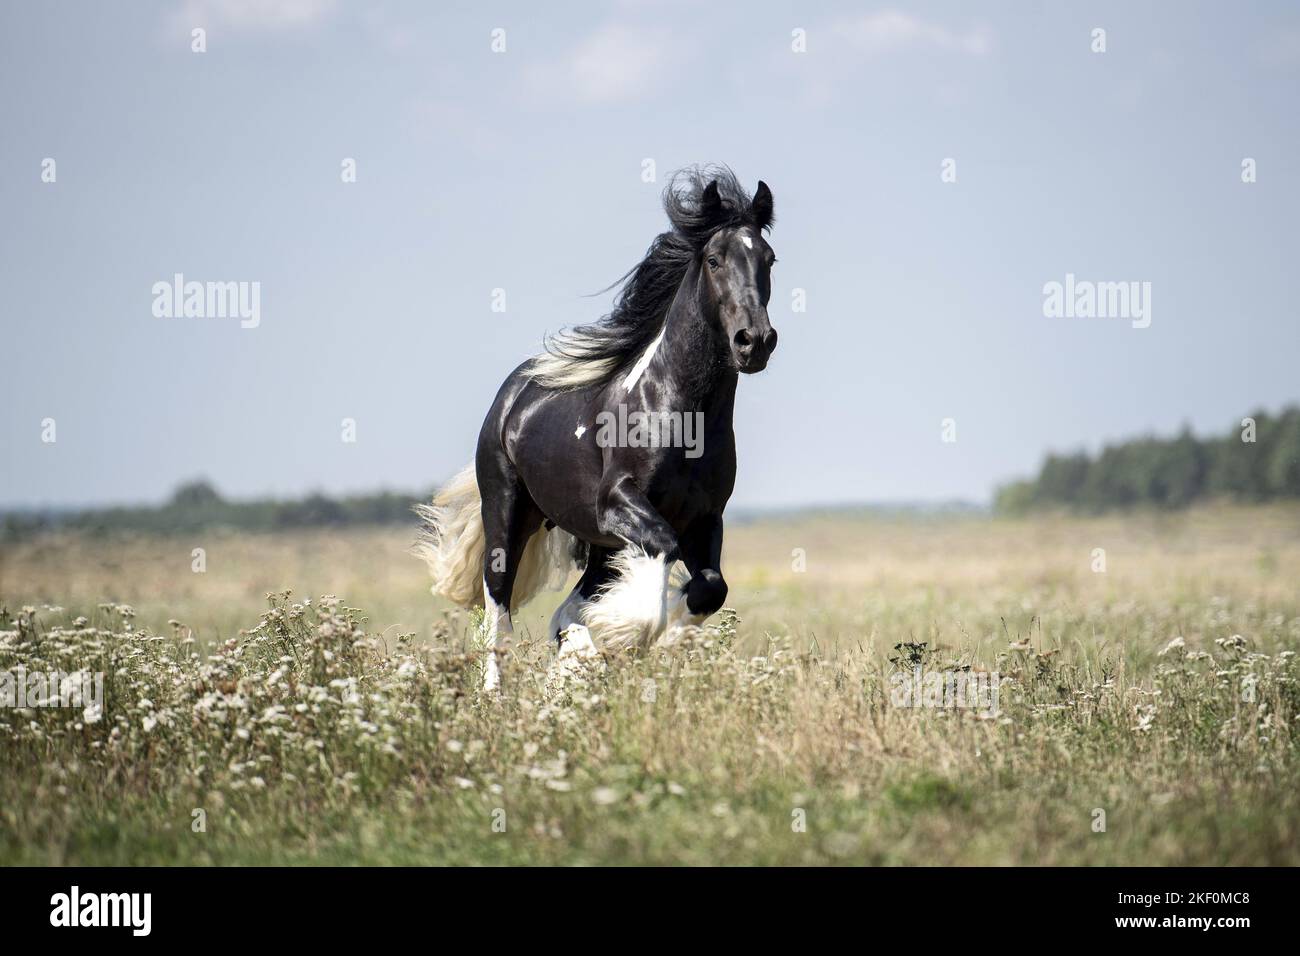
xmin=698 ymin=180 xmax=778 ymax=374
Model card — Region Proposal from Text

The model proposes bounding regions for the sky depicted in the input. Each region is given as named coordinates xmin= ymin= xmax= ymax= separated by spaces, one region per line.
xmin=2 ymin=0 xmax=1298 ymax=510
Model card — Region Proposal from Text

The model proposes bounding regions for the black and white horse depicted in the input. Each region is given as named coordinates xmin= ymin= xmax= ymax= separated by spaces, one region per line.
xmin=416 ymin=167 xmax=778 ymax=690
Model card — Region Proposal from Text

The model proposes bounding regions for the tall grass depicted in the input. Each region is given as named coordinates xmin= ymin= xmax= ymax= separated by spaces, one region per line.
xmin=2 ymin=574 xmax=1296 ymax=865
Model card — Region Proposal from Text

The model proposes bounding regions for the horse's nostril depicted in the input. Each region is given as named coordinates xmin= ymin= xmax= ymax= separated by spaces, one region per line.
xmin=734 ymin=329 xmax=754 ymax=349
xmin=763 ymin=330 xmax=778 ymax=352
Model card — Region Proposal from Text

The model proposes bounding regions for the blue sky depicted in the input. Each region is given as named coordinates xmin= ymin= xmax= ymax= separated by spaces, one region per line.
xmin=2 ymin=0 xmax=1298 ymax=509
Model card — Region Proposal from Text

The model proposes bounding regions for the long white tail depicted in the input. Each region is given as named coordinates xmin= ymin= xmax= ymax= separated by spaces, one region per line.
xmin=413 ymin=462 xmax=580 ymax=610
xmin=413 ymin=464 xmax=485 ymax=607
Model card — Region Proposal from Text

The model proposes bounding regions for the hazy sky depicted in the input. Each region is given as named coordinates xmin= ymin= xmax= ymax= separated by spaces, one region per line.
xmin=2 ymin=0 xmax=1298 ymax=509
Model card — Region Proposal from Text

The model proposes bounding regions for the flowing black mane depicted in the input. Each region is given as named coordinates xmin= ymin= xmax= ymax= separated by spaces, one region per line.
xmin=529 ymin=165 xmax=773 ymax=389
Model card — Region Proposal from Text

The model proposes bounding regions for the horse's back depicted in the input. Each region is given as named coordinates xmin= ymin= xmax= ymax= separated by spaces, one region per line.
xmin=479 ymin=363 xmax=608 ymax=540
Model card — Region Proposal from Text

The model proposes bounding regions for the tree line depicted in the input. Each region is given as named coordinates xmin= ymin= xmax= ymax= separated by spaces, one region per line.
xmin=6 ymin=406 xmax=1298 ymax=540
xmin=996 ymin=406 xmax=1300 ymax=513
xmin=1 ymin=480 xmax=428 ymax=541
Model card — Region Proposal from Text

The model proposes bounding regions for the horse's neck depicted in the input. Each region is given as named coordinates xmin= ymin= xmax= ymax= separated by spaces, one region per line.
xmin=658 ymin=271 xmax=737 ymax=416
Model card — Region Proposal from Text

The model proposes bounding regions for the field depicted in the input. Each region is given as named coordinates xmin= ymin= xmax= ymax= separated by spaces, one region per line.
xmin=2 ymin=505 xmax=1299 ymax=865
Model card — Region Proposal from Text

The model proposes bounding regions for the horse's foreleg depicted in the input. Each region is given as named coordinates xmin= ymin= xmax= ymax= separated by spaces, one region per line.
xmin=667 ymin=514 xmax=729 ymax=643
xmin=583 ymin=476 xmax=682 ymax=650
xmin=596 ymin=474 xmax=680 ymax=560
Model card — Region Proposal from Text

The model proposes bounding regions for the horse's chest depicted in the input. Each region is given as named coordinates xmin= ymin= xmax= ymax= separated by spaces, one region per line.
xmin=646 ymin=439 xmax=736 ymax=528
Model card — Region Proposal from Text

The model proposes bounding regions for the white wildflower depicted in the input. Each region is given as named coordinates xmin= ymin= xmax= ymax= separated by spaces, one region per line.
xmin=1158 ymin=637 xmax=1185 ymax=657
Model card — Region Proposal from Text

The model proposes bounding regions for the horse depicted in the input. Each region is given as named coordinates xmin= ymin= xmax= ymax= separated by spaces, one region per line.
xmin=415 ymin=166 xmax=778 ymax=690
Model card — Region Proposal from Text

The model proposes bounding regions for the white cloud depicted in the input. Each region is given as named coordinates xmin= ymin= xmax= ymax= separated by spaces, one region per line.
xmin=835 ymin=10 xmax=994 ymax=58
xmin=176 ymin=0 xmax=338 ymax=33
xmin=528 ymin=23 xmax=685 ymax=105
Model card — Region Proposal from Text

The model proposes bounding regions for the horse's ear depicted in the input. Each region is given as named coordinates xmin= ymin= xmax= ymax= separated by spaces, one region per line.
xmin=700 ymin=179 xmax=723 ymax=221
xmin=751 ymin=181 xmax=774 ymax=230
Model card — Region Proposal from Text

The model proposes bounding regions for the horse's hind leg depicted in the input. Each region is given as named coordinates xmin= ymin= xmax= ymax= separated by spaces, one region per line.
xmin=478 ymin=460 xmax=544 ymax=692
xmin=545 ymin=547 xmax=617 ymax=687
xmin=549 ymin=546 xmax=617 ymax=649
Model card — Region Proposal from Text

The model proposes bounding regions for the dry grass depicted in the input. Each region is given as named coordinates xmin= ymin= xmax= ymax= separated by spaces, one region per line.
xmin=1 ymin=504 xmax=1298 ymax=865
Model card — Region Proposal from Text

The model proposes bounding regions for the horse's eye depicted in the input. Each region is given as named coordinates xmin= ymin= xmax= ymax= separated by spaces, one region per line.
xmin=707 ymin=255 xmax=719 ymax=270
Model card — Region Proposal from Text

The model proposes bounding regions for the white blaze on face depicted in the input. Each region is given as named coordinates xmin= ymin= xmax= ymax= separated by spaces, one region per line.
xmin=741 ymin=235 xmax=753 ymax=250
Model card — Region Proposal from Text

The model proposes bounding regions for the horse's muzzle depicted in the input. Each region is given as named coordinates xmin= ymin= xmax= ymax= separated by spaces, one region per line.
xmin=733 ymin=326 xmax=778 ymax=373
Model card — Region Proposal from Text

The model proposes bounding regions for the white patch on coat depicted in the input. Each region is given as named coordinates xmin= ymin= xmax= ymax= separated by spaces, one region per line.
xmin=622 ymin=326 xmax=665 ymax=390
xmin=574 ymin=423 xmax=586 ymax=438
xmin=741 ymin=235 xmax=753 ymax=250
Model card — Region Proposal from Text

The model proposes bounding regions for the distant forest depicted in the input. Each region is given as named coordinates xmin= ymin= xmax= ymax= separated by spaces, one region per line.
xmin=1 ymin=481 xmax=427 ymax=541
xmin=996 ymin=406 xmax=1300 ymax=513
xmin=5 ymin=407 xmax=1298 ymax=540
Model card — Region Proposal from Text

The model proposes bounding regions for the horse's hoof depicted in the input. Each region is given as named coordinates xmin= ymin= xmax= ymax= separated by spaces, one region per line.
xmin=557 ymin=624 xmax=598 ymax=659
